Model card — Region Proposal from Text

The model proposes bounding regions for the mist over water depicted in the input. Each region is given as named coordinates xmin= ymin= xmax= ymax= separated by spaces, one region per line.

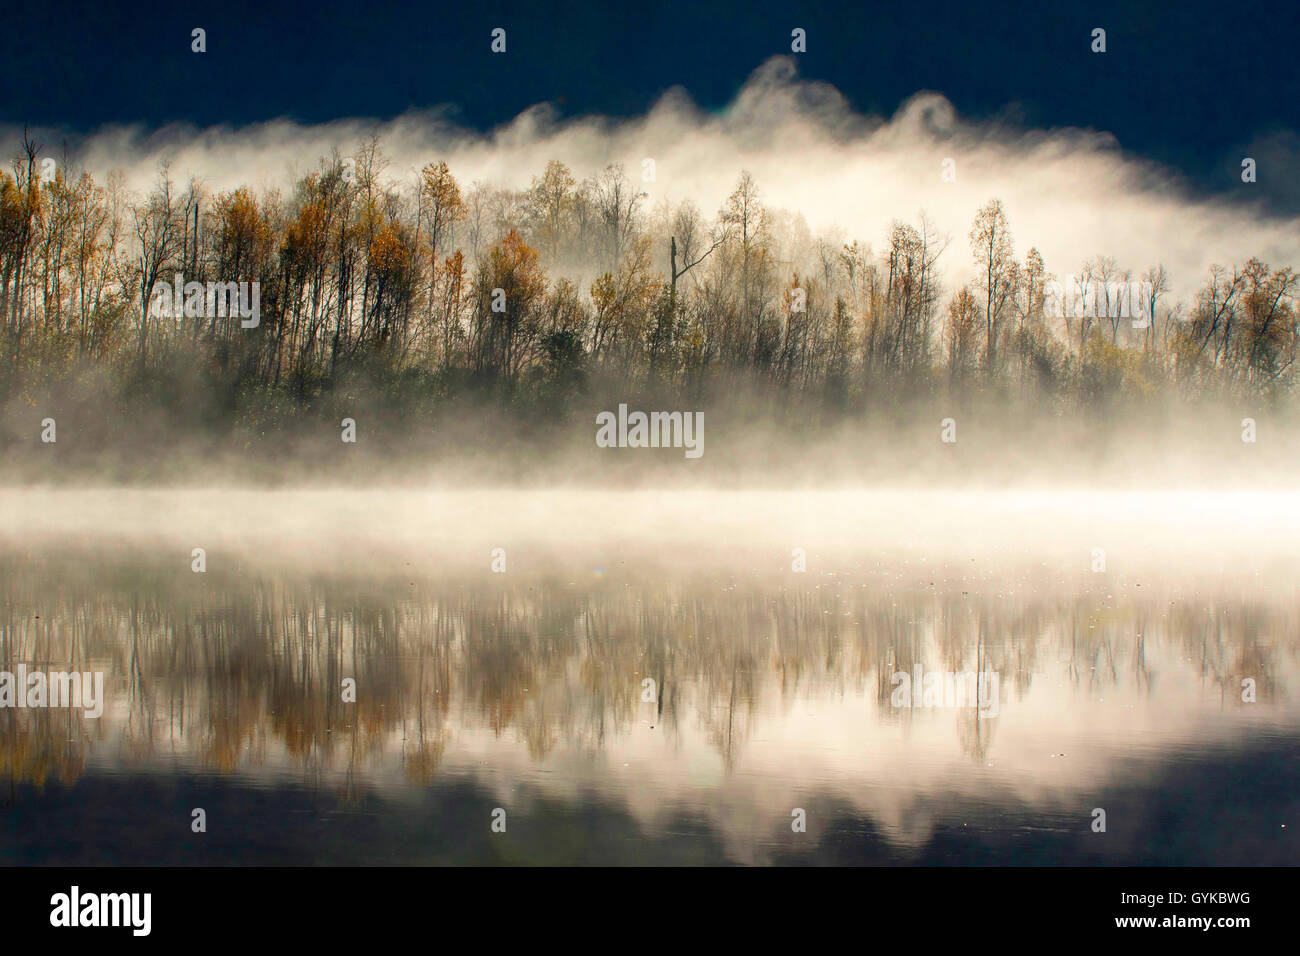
xmin=2 ymin=487 xmax=1296 ymax=864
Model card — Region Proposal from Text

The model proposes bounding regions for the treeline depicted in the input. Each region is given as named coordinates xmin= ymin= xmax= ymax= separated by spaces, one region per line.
xmin=2 ymin=132 xmax=1297 ymax=418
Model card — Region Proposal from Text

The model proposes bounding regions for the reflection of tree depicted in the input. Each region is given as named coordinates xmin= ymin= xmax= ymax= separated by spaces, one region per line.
xmin=703 ymin=653 xmax=758 ymax=772
xmin=0 ymin=550 xmax=1290 ymax=790
xmin=404 ymin=618 xmax=452 ymax=784
xmin=1172 ymin=598 xmax=1279 ymax=706
xmin=0 ymin=709 xmax=88 ymax=789
xmin=956 ymin=617 xmax=994 ymax=761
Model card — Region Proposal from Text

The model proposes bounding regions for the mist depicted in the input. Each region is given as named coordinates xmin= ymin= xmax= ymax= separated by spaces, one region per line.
xmin=3 ymin=46 xmax=1300 ymax=871
xmin=9 ymin=56 xmax=1299 ymax=302
xmin=3 ymin=55 xmax=1299 ymax=490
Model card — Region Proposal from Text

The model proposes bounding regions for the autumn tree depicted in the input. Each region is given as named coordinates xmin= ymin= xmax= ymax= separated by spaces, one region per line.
xmin=945 ymin=285 xmax=982 ymax=383
xmin=526 ymin=160 xmax=576 ymax=262
xmin=718 ymin=171 xmax=772 ymax=366
xmin=969 ymin=199 xmax=1016 ymax=373
xmin=470 ymin=230 xmax=547 ymax=382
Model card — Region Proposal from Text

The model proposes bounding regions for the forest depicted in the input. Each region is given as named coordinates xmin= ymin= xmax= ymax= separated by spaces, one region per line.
xmin=1 ymin=132 xmax=1298 ymax=473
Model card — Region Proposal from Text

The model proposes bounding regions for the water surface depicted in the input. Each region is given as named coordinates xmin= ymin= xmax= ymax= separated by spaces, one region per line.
xmin=1 ymin=489 xmax=1297 ymax=864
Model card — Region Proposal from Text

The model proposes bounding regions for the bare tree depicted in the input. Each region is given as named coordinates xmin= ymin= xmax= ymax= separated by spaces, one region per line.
xmin=132 ymin=166 xmax=188 ymax=359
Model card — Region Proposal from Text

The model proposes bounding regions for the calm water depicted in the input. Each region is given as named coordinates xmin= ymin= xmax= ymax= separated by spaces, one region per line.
xmin=1 ymin=489 xmax=1297 ymax=865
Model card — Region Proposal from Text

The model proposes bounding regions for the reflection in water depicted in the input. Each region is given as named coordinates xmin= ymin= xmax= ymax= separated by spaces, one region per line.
xmin=1 ymin=491 xmax=1298 ymax=864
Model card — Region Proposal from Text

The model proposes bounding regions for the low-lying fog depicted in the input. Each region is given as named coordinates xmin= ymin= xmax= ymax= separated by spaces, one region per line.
xmin=3 ymin=486 xmax=1298 ymax=575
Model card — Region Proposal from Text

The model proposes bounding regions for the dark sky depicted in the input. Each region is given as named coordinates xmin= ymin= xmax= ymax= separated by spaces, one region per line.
xmin=4 ymin=0 xmax=1297 ymax=203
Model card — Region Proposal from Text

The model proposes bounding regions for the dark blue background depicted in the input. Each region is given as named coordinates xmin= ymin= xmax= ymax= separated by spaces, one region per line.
xmin=4 ymin=1 xmax=1297 ymax=204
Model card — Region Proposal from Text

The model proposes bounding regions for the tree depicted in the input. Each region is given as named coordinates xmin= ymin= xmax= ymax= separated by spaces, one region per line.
xmin=945 ymin=285 xmax=981 ymax=382
xmin=526 ymin=160 xmax=576 ymax=261
xmin=592 ymin=163 xmax=644 ymax=272
xmin=470 ymin=230 xmax=547 ymax=382
xmin=131 ymin=166 xmax=188 ymax=359
xmin=1139 ymin=264 xmax=1168 ymax=355
xmin=718 ymin=171 xmax=772 ymax=365
xmin=969 ymin=199 xmax=1016 ymax=372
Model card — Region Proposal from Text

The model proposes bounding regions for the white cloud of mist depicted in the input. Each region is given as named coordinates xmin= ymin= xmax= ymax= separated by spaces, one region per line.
xmin=7 ymin=56 xmax=1298 ymax=302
